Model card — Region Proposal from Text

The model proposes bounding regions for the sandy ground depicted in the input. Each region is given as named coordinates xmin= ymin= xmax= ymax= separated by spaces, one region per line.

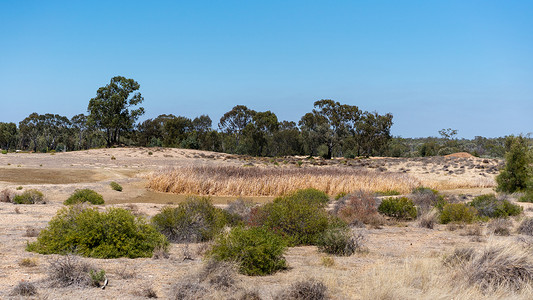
xmin=0 ymin=148 xmax=527 ymax=299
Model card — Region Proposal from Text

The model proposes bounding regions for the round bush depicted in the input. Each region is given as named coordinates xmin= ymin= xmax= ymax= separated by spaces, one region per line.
xmin=439 ymin=203 xmax=477 ymax=224
xmin=27 ymin=205 xmax=168 ymax=258
xmin=110 ymin=182 xmax=123 ymax=192
xmin=151 ymin=196 xmax=230 ymax=243
xmin=13 ymin=189 xmax=44 ymax=204
xmin=283 ymin=188 xmax=330 ymax=207
xmin=207 ymin=226 xmax=287 ymax=276
xmin=378 ymin=197 xmax=417 ymax=220
xmin=250 ymin=195 xmax=330 ymax=246
xmin=470 ymin=194 xmax=522 ymax=218
xmin=64 ymin=189 xmax=104 ymax=205
xmin=518 ymin=218 xmax=533 ymax=236
xmin=317 ymin=226 xmax=363 ymax=256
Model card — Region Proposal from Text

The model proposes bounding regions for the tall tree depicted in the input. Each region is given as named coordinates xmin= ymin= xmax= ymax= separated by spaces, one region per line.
xmin=87 ymin=76 xmax=145 ymax=147
xmin=0 ymin=122 xmax=17 ymax=150
xmin=496 ymin=136 xmax=532 ymax=193
xmin=354 ymin=111 xmax=393 ymax=156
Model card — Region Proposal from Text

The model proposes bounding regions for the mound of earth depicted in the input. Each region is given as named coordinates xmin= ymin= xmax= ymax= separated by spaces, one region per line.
xmin=445 ymin=152 xmax=474 ymax=158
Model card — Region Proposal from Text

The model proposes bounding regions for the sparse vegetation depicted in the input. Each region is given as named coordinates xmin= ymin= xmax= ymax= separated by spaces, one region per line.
xmin=317 ymin=227 xmax=366 ymax=256
xmin=275 ymin=279 xmax=328 ymax=300
xmin=110 ymin=181 xmax=123 ymax=191
xmin=518 ymin=218 xmax=533 ymax=236
xmin=46 ymin=255 xmax=106 ymax=287
xmin=333 ymin=190 xmax=382 ymax=226
xmin=10 ymin=281 xmax=37 ymax=296
xmin=378 ymin=197 xmax=417 ymax=220
xmin=19 ymin=257 xmax=38 ymax=267
xmin=27 ymin=205 xmax=168 ymax=258
xmin=0 ymin=188 xmax=13 ymax=202
xmin=409 ymin=187 xmax=444 ymax=215
xmin=64 ymin=189 xmax=104 ymax=205
xmin=13 ymin=189 xmax=45 ymax=204
xmin=151 ymin=196 xmax=230 ymax=243
xmin=207 ymin=226 xmax=287 ymax=276
xmin=488 ymin=218 xmax=512 ymax=236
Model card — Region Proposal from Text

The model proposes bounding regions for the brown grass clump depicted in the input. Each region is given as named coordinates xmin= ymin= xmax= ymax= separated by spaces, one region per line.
xmin=198 ymin=260 xmax=237 ymax=290
xmin=518 ymin=218 xmax=533 ymax=236
xmin=19 ymin=258 xmax=38 ymax=267
xmin=275 ymin=279 xmax=329 ymax=300
xmin=147 ymin=166 xmax=419 ymax=197
xmin=488 ymin=218 xmax=513 ymax=236
xmin=168 ymin=281 xmax=207 ymax=300
xmin=47 ymin=254 xmax=105 ymax=288
xmin=0 ymin=188 xmax=14 ymax=202
xmin=10 ymin=281 xmax=37 ymax=296
xmin=23 ymin=226 xmax=40 ymax=237
xmin=417 ymin=210 xmax=437 ymax=229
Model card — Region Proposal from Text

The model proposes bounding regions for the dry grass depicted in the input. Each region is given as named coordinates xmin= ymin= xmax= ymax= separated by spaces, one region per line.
xmin=419 ymin=176 xmax=496 ymax=190
xmin=147 ymin=166 xmax=420 ymax=197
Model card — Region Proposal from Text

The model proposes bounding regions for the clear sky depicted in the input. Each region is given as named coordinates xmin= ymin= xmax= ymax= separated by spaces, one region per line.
xmin=1 ymin=1 xmax=532 ymax=138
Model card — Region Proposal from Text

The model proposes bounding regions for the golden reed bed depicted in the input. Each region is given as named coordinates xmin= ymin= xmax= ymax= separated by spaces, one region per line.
xmin=146 ymin=165 xmax=421 ymax=196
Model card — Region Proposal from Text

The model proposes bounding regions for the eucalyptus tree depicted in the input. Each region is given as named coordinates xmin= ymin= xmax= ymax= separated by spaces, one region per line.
xmin=87 ymin=76 xmax=144 ymax=147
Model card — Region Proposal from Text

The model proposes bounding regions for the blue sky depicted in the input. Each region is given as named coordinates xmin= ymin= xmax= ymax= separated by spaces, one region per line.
xmin=1 ymin=1 xmax=532 ymax=138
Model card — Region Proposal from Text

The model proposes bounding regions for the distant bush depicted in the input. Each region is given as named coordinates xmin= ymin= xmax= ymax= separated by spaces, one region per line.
xmin=282 ymin=188 xmax=329 ymax=207
xmin=110 ymin=181 xmax=123 ymax=192
xmin=409 ymin=187 xmax=444 ymax=215
xmin=470 ymin=194 xmax=522 ymax=218
xmin=1 ymin=149 xmax=7 ymax=154
xmin=439 ymin=203 xmax=477 ymax=224
xmin=249 ymin=193 xmax=331 ymax=246
xmin=64 ymin=189 xmax=104 ymax=205
xmin=225 ymin=198 xmax=255 ymax=223
xmin=418 ymin=210 xmax=437 ymax=229
xmin=333 ymin=190 xmax=382 ymax=226
xmin=207 ymin=226 xmax=287 ymax=276
xmin=151 ymin=196 xmax=230 ymax=243
xmin=378 ymin=197 xmax=417 ymax=220
xmin=0 ymin=188 xmax=14 ymax=203
xmin=519 ymin=190 xmax=533 ymax=203
xmin=13 ymin=189 xmax=45 ymax=204
xmin=27 ymin=205 xmax=168 ymax=258
xmin=317 ymin=227 xmax=366 ymax=256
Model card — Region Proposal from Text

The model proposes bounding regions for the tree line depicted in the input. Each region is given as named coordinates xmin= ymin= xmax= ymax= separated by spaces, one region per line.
xmin=0 ymin=76 xmax=525 ymax=158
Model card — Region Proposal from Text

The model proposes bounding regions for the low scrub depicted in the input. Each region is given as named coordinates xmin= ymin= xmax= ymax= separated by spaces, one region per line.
xmin=317 ymin=227 xmax=366 ymax=256
xmin=151 ymin=196 xmax=230 ymax=243
xmin=207 ymin=226 xmax=287 ymax=276
xmin=488 ymin=218 xmax=512 ymax=236
xmin=333 ymin=190 xmax=381 ymax=225
xmin=27 ymin=205 xmax=168 ymax=258
xmin=518 ymin=218 xmax=533 ymax=236
xmin=0 ymin=188 xmax=14 ymax=202
xmin=249 ymin=193 xmax=331 ymax=246
xmin=110 ymin=181 xmax=123 ymax=191
xmin=64 ymin=189 xmax=104 ymax=205
xmin=282 ymin=188 xmax=330 ymax=207
xmin=469 ymin=194 xmax=522 ymax=218
xmin=10 ymin=281 xmax=37 ymax=296
xmin=47 ymin=255 xmax=106 ymax=287
xmin=518 ymin=190 xmax=533 ymax=203
xmin=418 ymin=210 xmax=437 ymax=229
xmin=275 ymin=279 xmax=328 ymax=300
xmin=446 ymin=243 xmax=533 ymax=290
xmin=13 ymin=189 xmax=45 ymax=204
xmin=409 ymin=187 xmax=444 ymax=215
xmin=378 ymin=197 xmax=417 ymax=220
xmin=439 ymin=203 xmax=477 ymax=224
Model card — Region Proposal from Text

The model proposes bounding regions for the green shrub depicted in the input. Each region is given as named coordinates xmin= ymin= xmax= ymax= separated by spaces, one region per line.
xmin=335 ymin=192 xmax=347 ymax=200
xmin=496 ymin=136 xmax=532 ymax=193
xmin=409 ymin=187 xmax=445 ymax=215
xmin=250 ymin=195 xmax=331 ymax=246
xmin=13 ymin=189 xmax=44 ymax=204
xmin=110 ymin=181 xmax=123 ymax=192
xmin=470 ymin=194 xmax=522 ymax=218
xmin=280 ymin=188 xmax=330 ymax=207
xmin=27 ymin=205 xmax=168 ymax=258
xmin=64 ymin=189 xmax=104 ymax=205
xmin=439 ymin=203 xmax=477 ymax=224
xmin=375 ymin=190 xmax=401 ymax=196
xmin=519 ymin=190 xmax=533 ymax=203
xmin=378 ymin=197 xmax=417 ymax=220
xmin=1 ymin=150 xmax=7 ymax=154
xmin=317 ymin=227 xmax=365 ymax=256
xmin=207 ymin=226 xmax=287 ymax=276
xmin=151 ymin=196 xmax=230 ymax=243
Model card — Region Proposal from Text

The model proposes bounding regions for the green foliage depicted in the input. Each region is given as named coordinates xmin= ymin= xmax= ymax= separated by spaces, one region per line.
xmin=519 ymin=190 xmax=533 ymax=203
xmin=27 ymin=205 xmax=168 ymax=258
xmin=335 ymin=192 xmax=347 ymax=200
xmin=439 ymin=203 xmax=477 ymax=224
xmin=1 ymin=150 xmax=7 ymax=154
xmin=89 ymin=269 xmax=106 ymax=287
xmin=281 ymin=188 xmax=330 ymax=207
xmin=64 ymin=189 xmax=104 ymax=205
xmin=496 ymin=136 xmax=532 ymax=193
xmin=110 ymin=181 xmax=123 ymax=192
xmin=251 ymin=192 xmax=331 ymax=246
xmin=375 ymin=190 xmax=401 ymax=196
xmin=470 ymin=194 xmax=522 ymax=218
xmin=151 ymin=196 xmax=230 ymax=243
xmin=378 ymin=197 xmax=417 ymax=220
xmin=207 ymin=226 xmax=287 ymax=276
xmin=13 ymin=189 xmax=44 ymax=204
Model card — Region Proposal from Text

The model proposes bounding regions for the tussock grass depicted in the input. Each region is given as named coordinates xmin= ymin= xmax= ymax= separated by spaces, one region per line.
xmin=147 ymin=166 xmax=419 ymax=196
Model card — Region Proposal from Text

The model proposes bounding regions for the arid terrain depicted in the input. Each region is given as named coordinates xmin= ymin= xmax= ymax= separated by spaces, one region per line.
xmin=0 ymin=148 xmax=531 ymax=299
